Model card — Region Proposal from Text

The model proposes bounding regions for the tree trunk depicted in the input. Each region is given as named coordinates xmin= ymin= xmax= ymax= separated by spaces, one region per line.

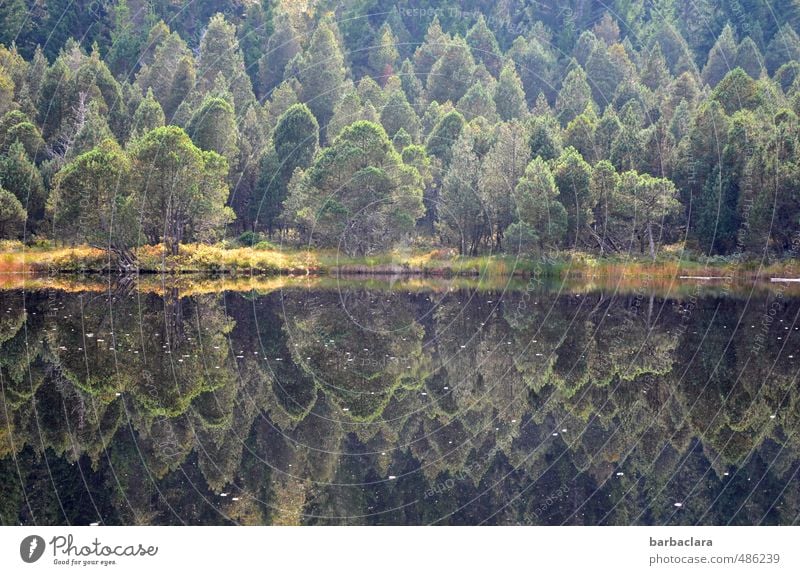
xmin=647 ymin=222 xmax=656 ymax=260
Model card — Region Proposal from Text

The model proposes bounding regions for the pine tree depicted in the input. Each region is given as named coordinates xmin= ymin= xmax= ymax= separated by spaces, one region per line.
xmin=413 ymin=16 xmax=449 ymax=81
xmin=553 ymin=147 xmax=595 ymax=246
xmin=399 ymin=59 xmax=423 ymax=112
xmin=494 ymin=62 xmax=527 ymax=121
xmin=255 ymin=103 xmax=318 ymax=236
xmin=129 ymin=89 xmax=165 ymax=142
xmin=457 ymin=83 xmax=497 ymax=122
xmin=426 ymin=36 xmax=476 ymax=105
xmin=640 ymin=44 xmax=672 ymax=91
xmin=735 ymin=37 xmax=765 ymax=79
xmin=0 ymin=140 xmax=45 ymax=226
xmin=197 ymin=13 xmax=255 ymax=114
xmin=556 ymin=65 xmax=592 ymax=126
xmin=368 ymin=23 xmax=399 ymax=85
xmin=437 ymin=130 xmax=486 ymax=255
xmin=508 ymin=36 xmax=556 ymax=105
xmin=508 ymin=156 xmax=567 ymax=252
xmin=702 ymin=24 xmax=738 ymax=87
xmin=465 ymin=15 xmax=503 ymax=77
xmin=187 ymin=95 xmax=240 ymax=168
xmin=0 ymin=187 xmax=26 ymax=239
xmin=380 ymin=89 xmax=420 ymax=141
xmin=479 ymin=121 xmax=530 ymax=250
xmin=257 ymin=8 xmax=300 ymax=98
xmin=766 ymin=25 xmax=800 ymax=75
xmin=48 ymin=139 xmax=132 ymax=248
xmin=425 ymin=110 xmax=465 ymax=167
xmin=299 ymin=17 xmax=346 ymax=140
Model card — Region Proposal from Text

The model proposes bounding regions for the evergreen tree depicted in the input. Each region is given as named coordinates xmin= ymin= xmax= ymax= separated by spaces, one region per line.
xmin=282 ymin=121 xmax=423 ymax=254
xmin=0 ymin=186 xmax=25 ymax=239
xmin=479 ymin=121 xmax=530 ymax=250
xmin=197 ymin=13 xmax=255 ymax=114
xmin=187 ymin=95 xmax=240 ymax=168
xmin=437 ymin=130 xmax=487 ymax=255
xmin=457 ymin=83 xmax=497 ymax=123
xmin=130 ymin=126 xmax=234 ymax=253
xmin=766 ymin=25 xmax=800 ymax=75
xmin=553 ymin=147 xmax=595 ymax=247
xmin=735 ymin=37 xmax=765 ymax=79
xmin=257 ymin=8 xmax=300 ymax=99
xmin=507 ymin=156 xmax=567 ymax=253
xmin=254 ymin=103 xmax=318 ymax=236
xmin=413 ymin=16 xmax=449 ymax=81
xmin=0 ymin=140 xmax=45 ymax=229
xmin=702 ymin=24 xmax=738 ymax=88
xmin=466 ymin=15 xmax=503 ymax=77
xmin=556 ymin=65 xmax=592 ymax=126
xmin=48 ymin=139 xmax=132 ymax=249
xmin=129 ymin=89 xmax=165 ymax=142
xmin=426 ymin=36 xmax=476 ymax=105
xmin=299 ymin=17 xmax=346 ymax=140
xmin=494 ymin=62 xmax=527 ymax=121
xmin=368 ymin=23 xmax=400 ymax=84
xmin=425 ymin=110 xmax=465 ymax=167
xmin=380 ymin=89 xmax=420 ymax=141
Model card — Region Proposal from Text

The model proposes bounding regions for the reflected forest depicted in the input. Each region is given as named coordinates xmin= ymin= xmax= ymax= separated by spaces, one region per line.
xmin=1 ymin=282 xmax=799 ymax=525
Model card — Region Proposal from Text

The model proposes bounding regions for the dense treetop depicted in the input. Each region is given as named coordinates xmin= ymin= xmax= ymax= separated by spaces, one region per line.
xmin=1 ymin=0 xmax=800 ymax=259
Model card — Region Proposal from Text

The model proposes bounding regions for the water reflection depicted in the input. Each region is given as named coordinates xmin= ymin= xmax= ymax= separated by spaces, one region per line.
xmin=1 ymin=277 xmax=798 ymax=525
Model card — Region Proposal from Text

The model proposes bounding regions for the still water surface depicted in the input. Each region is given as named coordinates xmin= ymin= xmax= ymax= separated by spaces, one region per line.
xmin=1 ymin=275 xmax=798 ymax=525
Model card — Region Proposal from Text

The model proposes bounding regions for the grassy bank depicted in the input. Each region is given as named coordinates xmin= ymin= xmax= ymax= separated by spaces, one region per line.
xmin=0 ymin=241 xmax=796 ymax=280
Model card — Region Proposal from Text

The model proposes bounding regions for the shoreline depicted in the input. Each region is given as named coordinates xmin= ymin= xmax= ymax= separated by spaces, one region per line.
xmin=0 ymin=243 xmax=796 ymax=281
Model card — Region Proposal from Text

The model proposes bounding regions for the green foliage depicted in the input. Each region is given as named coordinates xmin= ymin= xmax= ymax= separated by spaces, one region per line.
xmin=380 ymin=89 xmax=420 ymax=140
xmin=0 ymin=186 xmax=26 ymax=239
xmin=48 ymin=139 xmax=132 ymax=248
xmin=130 ymin=126 xmax=233 ymax=252
xmin=254 ymin=103 xmax=319 ymax=236
xmin=510 ymin=157 xmax=567 ymax=251
xmin=187 ymin=96 xmax=239 ymax=165
xmin=494 ymin=62 xmax=527 ymax=121
xmin=0 ymin=141 xmax=45 ymax=228
xmin=426 ymin=36 xmax=476 ymax=104
xmin=426 ymin=110 xmax=465 ymax=167
xmin=553 ymin=147 xmax=594 ymax=246
xmin=437 ymin=130 xmax=486 ymax=255
xmin=556 ymin=65 xmax=592 ymax=126
xmin=702 ymin=24 xmax=738 ymax=88
xmin=299 ymin=17 xmax=346 ymax=140
xmin=0 ymin=0 xmax=799 ymax=261
xmin=282 ymin=121 xmax=423 ymax=255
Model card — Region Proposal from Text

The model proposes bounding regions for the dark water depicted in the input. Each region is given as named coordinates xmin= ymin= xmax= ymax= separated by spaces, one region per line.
xmin=1 ymin=278 xmax=799 ymax=525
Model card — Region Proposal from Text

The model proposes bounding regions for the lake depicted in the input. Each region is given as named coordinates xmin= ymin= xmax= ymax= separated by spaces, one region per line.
xmin=1 ymin=274 xmax=798 ymax=525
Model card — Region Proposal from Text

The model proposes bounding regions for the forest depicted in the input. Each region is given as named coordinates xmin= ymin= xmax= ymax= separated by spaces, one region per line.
xmin=1 ymin=0 xmax=800 ymax=263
